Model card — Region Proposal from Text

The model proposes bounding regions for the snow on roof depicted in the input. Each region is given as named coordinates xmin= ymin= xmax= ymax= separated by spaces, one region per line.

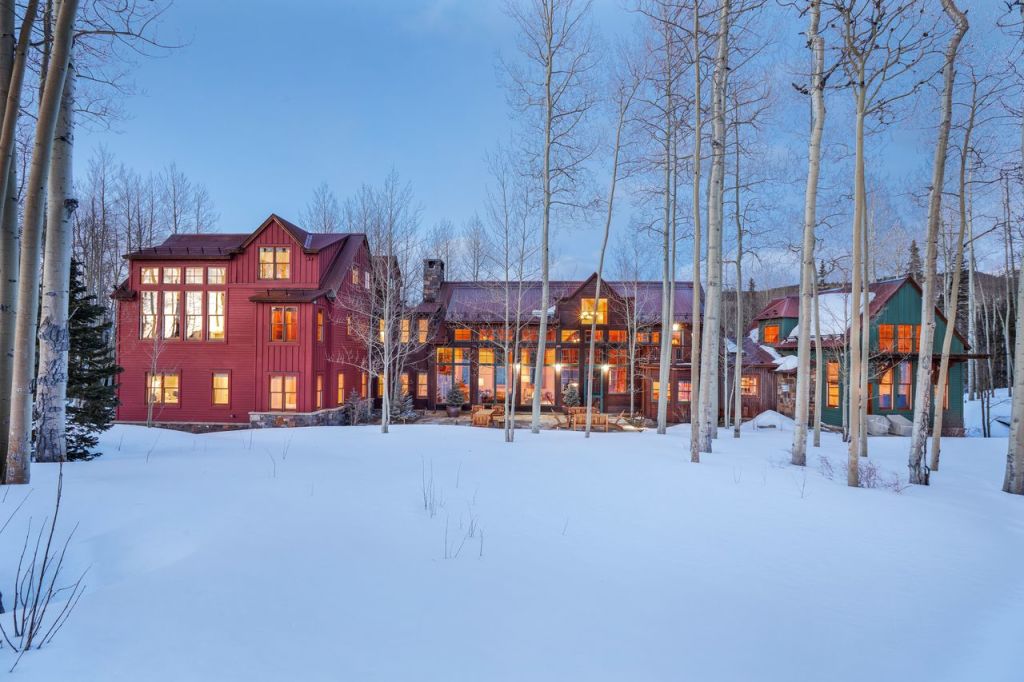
xmin=774 ymin=355 xmax=799 ymax=373
xmin=786 ymin=291 xmax=875 ymax=340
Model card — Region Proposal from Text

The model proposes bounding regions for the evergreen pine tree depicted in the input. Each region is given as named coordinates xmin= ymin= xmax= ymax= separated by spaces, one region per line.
xmin=818 ymin=259 xmax=827 ymax=287
xmin=908 ymin=240 xmax=923 ymax=281
xmin=66 ymin=259 xmax=121 ymax=460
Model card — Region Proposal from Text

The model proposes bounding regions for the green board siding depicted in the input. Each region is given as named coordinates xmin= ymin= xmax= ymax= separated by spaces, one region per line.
xmin=759 ymin=318 xmax=797 ymax=343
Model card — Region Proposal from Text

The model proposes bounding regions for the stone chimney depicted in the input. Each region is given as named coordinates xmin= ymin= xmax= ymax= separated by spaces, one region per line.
xmin=423 ymin=259 xmax=445 ymax=302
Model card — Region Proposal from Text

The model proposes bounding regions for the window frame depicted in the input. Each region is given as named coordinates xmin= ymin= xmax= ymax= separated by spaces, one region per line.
xmin=270 ymin=305 xmax=299 ymax=342
xmin=207 ymin=290 xmax=226 ymax=341
xmin=212 ymin=372 xmax=230 ymax=406
xmin=826 ymin=361 xmax=840 ymax=408
xmin=162 ymin=267 xmax=181 ymax=285
xmin=146 ymin=371 xmax=180 ymax=406
xmin=258 ymin=246 xmax=291 ymax=280
xmin=207 ymin=266 xmax=227 ymax=285
xmin=269 ymin=374 xmax=298 ymax=411
xmin=140 ymin=290 xmax=158 ymax=339
xmin=141 ymin=267 xmax=159 ymax=285
xmin=762 ymin=324 xmax=780 ymax=344
xmin=185 ymin=267 xmax=204 ymax=285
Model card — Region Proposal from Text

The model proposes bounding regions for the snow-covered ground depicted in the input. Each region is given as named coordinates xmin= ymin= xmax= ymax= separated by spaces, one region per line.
xmin=964 ymin=387 xmax=1012 ymax=437
xmin=1 ymin=420 xmax=1022 ymax=681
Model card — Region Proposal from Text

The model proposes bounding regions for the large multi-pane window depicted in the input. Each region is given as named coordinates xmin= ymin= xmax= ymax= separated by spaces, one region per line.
xmin=826 ymin=361 xmax=840 ymax=408
xmin=258 ymin=247 xmax=290 ymax=280
xmin=140 ymin=291 xmax=158 ymax=339
xmin=580 ymin=298 xmax=608 ymax=325
xmin=876 ymin=361 xmax=913 ymax=410
xmin=677 ymin=381 xmax=692 ymax=402
xmin=141 ymin=267 xmax=159 ymax=285
xmin=559 ymin=348 xmax=580 ymax=396
xmin=436 ymin=347 xmax=470 ymax=403
xmin=521 ymin=348 xmax=555 ymax=405
xmin=162 ymin=291 xmax=180 ymax=339
xmin=740 ymin=375 xmax=759 ymax=396
xmin=477 ymin=348 xmax=506 ymax=403
xmin=879 ymin=324 xmax=896 ymax=352
xmin=208 ymin=291 xmax=226 ymax=340
xmin=212 ymin=373 xmax=230 ymax=405
xmin=453 ymin=328 xmax=472 ymax=341
xmin=269 ymin=375 xmax=297 ymax=410
xmin=763 ymin=325 xmax=780 ymax=344
xmin=607 ymin=329 xmax=628 ymax=344
xmin=608 ymin=349 xmax=629 ymax=394
xmin=270 ymin=306 xmax=298 ymax=342
xmin=185 ymin=267 xmax=203 ymax=285
xmin=207 ymin=267 xmax=226 ymax=285
xmin=895 ymin=361 xmax=912 ymax=409
xmin=162 ymin=267 xmax=180 ymax=284
xmin=146 ymin=372 xmax=179 ymax=404
xmin=185 ymin=292 xmax=203 ymax=340
xmin=897 ymin=325 xmax=916 ymax=353
xmin=416 ymin=373 xmax=428 ymax=399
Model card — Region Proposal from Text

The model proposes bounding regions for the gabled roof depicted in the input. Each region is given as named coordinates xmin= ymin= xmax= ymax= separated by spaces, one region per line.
xmin=236 ymin=214 xmax=347 ymax=254
xmin=247 ymin=233 xmax=370 ymax=304
xmin=752 ymin=295 xmax=801 ymax=322
xmin=419 ymin=279 xmax=700 ymax=325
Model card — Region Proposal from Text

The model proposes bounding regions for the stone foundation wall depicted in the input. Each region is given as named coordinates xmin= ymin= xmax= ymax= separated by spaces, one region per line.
xmin=249 ymin=406 xmax=351 ymax=429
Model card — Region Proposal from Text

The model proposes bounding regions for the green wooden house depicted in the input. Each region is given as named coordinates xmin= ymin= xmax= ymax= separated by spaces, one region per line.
xmin=749 ymin=276 xmax=970 ymax=435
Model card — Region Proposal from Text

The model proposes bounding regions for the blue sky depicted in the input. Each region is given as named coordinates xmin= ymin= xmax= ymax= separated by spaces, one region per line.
xmin=78 ymin=0 xmax=538 ymax=234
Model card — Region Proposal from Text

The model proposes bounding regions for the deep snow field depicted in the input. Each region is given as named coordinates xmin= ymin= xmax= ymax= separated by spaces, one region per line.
xmin=0 ymin=418 xmax=1021 ymax=681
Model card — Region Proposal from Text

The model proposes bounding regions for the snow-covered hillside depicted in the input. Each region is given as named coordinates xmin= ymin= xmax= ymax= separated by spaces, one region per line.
xmin=0 ymin=423 xmax=1021 ymax=681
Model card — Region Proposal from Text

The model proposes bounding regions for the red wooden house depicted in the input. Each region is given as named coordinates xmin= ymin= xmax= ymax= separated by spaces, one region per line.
xmin=112 ymin=214 xmax=373 ymax=427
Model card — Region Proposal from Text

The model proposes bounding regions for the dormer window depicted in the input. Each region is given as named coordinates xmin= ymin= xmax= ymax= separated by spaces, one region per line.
xmin=580 ymin=298 xmax=607 ymax=325
xmin=763 ymin=324 xmax=780 ymax=344
xmin=259 ymin=247 xmax=290 ymax=280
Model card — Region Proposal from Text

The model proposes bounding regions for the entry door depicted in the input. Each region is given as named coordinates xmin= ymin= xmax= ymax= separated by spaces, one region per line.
xmin=584 ymin=366 xmax=604 ymax=412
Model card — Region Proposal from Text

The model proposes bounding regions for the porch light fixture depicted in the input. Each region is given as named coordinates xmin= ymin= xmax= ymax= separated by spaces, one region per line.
xmin=555 ymin=363 xmax=563 ymax=372
xmin=672 ymin=322 xmax=681 ymax=331
xmin=601 ymin=364 xmax=610 ymax=373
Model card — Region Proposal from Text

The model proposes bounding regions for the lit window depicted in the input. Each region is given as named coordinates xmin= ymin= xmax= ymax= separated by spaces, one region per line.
xmin=561 ymin=329 xmax=580 ymax=343
xmin=608 ymin=329 xmax=628 ymax=344
xmin=400 ymin=318 xmax=410 ymax=344
xmin=379 ymin=319 xmax=386 ymax=342
xmin=162 ymin=267 xmax=180 ymax=284
xmin=677 ymin=381 xmax=692 ymax=402
xmin=580 ymin=298 xmax=608 ymax=325
xmin=140 ymin=291 xmax=158 ymax=339
xmin=454 ymin=328 xmax=472 ymax=341
xmin=141 ymin=267 xmax=159 ymax=285
xmin=416 ymin=373 xmax=428 ymax=398
xmin=316 ymin=374 xmax=324 ymax=409
xmin=269 ymin=375 xmax=297 ymax=411
xmin=162 ymin=291 xmax=180 ymax=339
xmin=185 ymin=291 xmax=203 ymax=341
xmin=207 ymin=291 xmax=226 ymax=340
xmin=361 ymin=372 xmax=368 ymax=398
xmin=608 ymin=349 xmax=628 ymax=394
xmin=270 ymin=306 xmax=298 ymax=342
xmin=651 ymin=380 xmax=660 ymax=402
xmin=258 ymin=247 xmax=290 ymax=280
xmin=146 ymin=372 xmax=179 ymax=405
xmin=879 ymin=368 xmax=894 ymax=409
xmin=317 ymin=309 xmax=325 ymax=342
xmin=212 ymin=373 xmax=229 ymax=405
xmin=879 ymin=324 xmax=895 ymax=352
xmin=827 ymin=361 xmax=840 ymax=408
xmin=185 ymin=267 xmax=203 ymax=285
xmin=897 ymin=325 xmax=916 ymax=353
xmin=740 ymin=375 xmax=759 ymax=396
xmin=207 ymin=267 xmax=226 ymax=285
xmin=401 ymin=373 xmax=410 ymax=397
xmin=763 ymin=325 xmax=780 ymax=344
xmin=896 ymin=361 xmax=912 ymax=409
xmin=418 ymin=318 xmax=429 ymax=343
xmin=351 ymin=268 xmax=359 ymax=285
xmin=364 ymin=271 xmax=370 ymax=289
xmin=337 ymin=372 xmax=346 ymax=404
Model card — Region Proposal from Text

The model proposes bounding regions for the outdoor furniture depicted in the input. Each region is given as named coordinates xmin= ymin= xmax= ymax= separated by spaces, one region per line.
xmin=550 ymin=413 xmax=571 ymax=430
xmin=491 ymin=404 xmax=505 ymax=416
xmin=471 ymin=404 xmax=486 ymax=415
xmin=472 ymin=409 xmax=494 ymax=427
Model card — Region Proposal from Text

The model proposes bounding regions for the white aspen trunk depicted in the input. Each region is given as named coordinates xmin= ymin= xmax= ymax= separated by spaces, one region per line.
xmin=812 ymin=273 xmax=823 ymax=447
xmin=908 ymin=0 xmax=967 ymax=485
xmin=967 ymin=167 xmax=976 ymax=401
xmin=791 ymin=0 xmax=824 ymax=465
xmin=860 ymin=208 xmax=869 ymax=459
xmin=696 ymin=0 xmax=731 ymax=454
xmin=585 ymin=83 xmax=632 ymax=437
xmin=689 ymin=2 xmax=703 ymax=463
xmin=0 ymin=0 xmax=36 ymax=478
xmin=930 ymin=79 xmax=975 ymax=470
xmin=1001 ymin=178 xmax=1013 ymax=395
xmin=34 ymin=37 xmax=75 ymax=463
xmin=1004 ymin=250 xmax=1024 ymax=494
xmin=5 ymin=0 xmax=78 ymax=484
xmin=656 ymin=22 xmax=674 ymax=436
xmin=732 ymin=117 xmax=742 ymax=439
xmin=848 ymin=80 xmax=866 ymax=487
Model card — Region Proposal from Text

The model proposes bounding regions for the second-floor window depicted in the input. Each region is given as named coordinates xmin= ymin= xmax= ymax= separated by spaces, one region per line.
xmin=186 ymin=292 xmax=204 ymax=340
xmin=185 ymin=267 xmax=203 ymax=285
xmin=208 ymin=267 xmax=226 ymax=285
xmin=141 ymin=267 xmax=159 ymax=285
xmin=418 ymin=318 xmax=429 ymax=343
xmin=208 ymin=291 xmax=226 ymax=340
xmin=316 ymin=309 xmax=325 ymax=342
xmin=259 ymin=247 xmax=290 ymax=280
xmin=580 ymin=298 xmax=607 ymax=325
xmin=826 ymin=361 xmax=840 ymax=408
xmin=162 ymin=292 xmax=180 ymax=339
xmin=400 ymin=319 xmax=410 ymax=344
xmin=270 ymin=306 xmax=298 ymax=342
xmin=763 ymin=324 xmax=780 ymax=344
xmin=141 ymin=291 xmax=158 ymax=339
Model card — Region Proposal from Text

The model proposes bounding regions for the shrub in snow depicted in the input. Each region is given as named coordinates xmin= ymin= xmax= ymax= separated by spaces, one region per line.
xmin=345 ymin=390 xmax=371 ymax=425
xmin=445 ymin=385 xmax=465 ymax=406
xmin=562 ymin=384 xmax=581 ymax=408
xmin=390 ymin=391 xmax=418 ymax=422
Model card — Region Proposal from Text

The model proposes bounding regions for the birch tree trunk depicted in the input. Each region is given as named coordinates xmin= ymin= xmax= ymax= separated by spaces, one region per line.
xmin=732 ymin=111 xmax=742 ymax=438
xmin=531 ymin=39 xmax=553 ymax=435
xmin=847 ymin=79 xmax=866 ymax=487
xmin=967 ymin=168 xmax=976 ymax=401
xmin=860 ymin=206 xmax=869 ymax=459
xmin=35 ymin=36 xmax=76 ymax=463
xmin=5 ymin=0 xmax=78 ymax=484
xmin=689 ymin=2 xmax=703 ymax=463
xmin=1004 ymin=255 xmax=1024 ymax=494
xmin=812 ymin=273 xmax=823 ymax=447
xmin=656 ymin=15 xmax=675 ymax=436
xmin=696 ymin=0 xmax=731 ymax=453
xmin=929 ymin=77 xmax=975 ymax=471
xmin=908 ymin=0 xmax=967 ymax=485
xmin=791 ymin=0 xmax=824 ymax=466
xmin=0 ymin=1 xmax=36 ymax=478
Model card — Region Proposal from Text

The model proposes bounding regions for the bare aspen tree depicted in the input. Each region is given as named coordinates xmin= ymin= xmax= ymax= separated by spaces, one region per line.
xmin=791 ymin=0 xmax=825 ymax=466
xmin=696 ymin=0 xmax=731 ymax=453
xmin=35 ymin=8 xmax=78 ymax=463
xmin=0 ymin=1 xmax=37 ymax=477
xmin=462 ymin=214 xmax=487 ymax=281
xmin=300 ymin=182 xmax=342 ymax=234
xmin=6 ymin=0 xmax=80 ymax=484
xmin=908 ymin=0 xmax=968 ymax=486
xmin=830 ymin=0 xmax=936 ymax=486
xmin=812 ymin=271 xmax=823 ymax=446
xmin=503 ymin=0 xmax=596 ymax=435
xmin=584 ymin=54 xmax=641 ymax=437
xmin=730 ymin=90 xmax=742 ymax=438
xmin=689 ymin=0 xmax=704 ymax=463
